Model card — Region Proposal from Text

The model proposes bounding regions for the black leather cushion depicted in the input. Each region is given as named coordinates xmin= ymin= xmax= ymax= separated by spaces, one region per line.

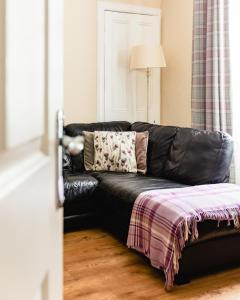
xmin=164 ymin=128 xmax=234 ymax=185
xmin=64 ymin=121 xmax=131 ymax=172
xmin=91 ymin=172 xmax=188 ymax=228
xmin=131 ymin=122 xmax=177 ymax=177
xmin=65 ymin=121 xmax=131 ymax=137
xmin=64 ymin=171 xmax=98 ymax=217
xmin=92 ymin=172 xmax=238 ymax=245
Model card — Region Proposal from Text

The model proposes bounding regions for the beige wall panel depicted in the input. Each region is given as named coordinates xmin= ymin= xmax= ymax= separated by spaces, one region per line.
xmin=64 ymin=0 xmax=97 ymax=124
xmin=161 ymin=0 xmax=193 ymax=127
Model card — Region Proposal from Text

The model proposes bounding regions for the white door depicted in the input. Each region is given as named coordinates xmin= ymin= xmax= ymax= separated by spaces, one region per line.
xmin=0 ymin=0 xmax=63 ymax=299
xmin=104 ymin=10 xmax=160 ymax=123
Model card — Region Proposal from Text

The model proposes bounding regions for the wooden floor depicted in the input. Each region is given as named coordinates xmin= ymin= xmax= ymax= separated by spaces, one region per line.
xmin=64 ymin=228 xmax=240 ymax=300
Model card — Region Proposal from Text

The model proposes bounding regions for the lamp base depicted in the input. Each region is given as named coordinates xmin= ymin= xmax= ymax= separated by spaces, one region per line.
xmin=146 ymin=68 xmax=150 ymax=122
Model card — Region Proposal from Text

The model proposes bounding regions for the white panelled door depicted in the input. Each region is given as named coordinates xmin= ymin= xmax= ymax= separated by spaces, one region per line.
xmin=104 ymin=10 xmax=160 ymax=123
xmin=0 ymin=0 xmax=63 ymax=299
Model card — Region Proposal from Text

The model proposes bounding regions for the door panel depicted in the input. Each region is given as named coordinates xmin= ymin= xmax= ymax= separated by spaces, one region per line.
xmin=0 ymin=160 xmax=63 ymax=300
xmin=104 ymin=11 xmax=160 ymax=123
xmin=0 ymin=0 xmax=63 ymax=299
xmin=105 ymin=12 xmax=133 ymax=121
xmin=6 ymin=0 xmax=45 ymax=148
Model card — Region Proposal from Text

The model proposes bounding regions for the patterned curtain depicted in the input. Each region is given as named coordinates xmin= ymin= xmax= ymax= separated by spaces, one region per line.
xmin=191 ymin=0 xmax=232 ymax=135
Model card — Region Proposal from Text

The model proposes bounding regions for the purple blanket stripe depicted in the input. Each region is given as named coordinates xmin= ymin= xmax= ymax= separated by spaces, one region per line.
xmin=127 ymin=183 xmax=240 ymax=290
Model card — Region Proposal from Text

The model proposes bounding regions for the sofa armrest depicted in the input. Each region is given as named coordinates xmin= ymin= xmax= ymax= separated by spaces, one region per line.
xmin=64 ymin=172 xmax=98 ymax=204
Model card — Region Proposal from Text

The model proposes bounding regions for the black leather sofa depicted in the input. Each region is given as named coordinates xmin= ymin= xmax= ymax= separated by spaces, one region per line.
xmin=63 ymin=121 xmax=240 ymax=284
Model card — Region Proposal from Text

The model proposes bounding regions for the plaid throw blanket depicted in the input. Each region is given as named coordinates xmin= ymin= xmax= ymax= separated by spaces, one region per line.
xmin=127 ymin=183 xmax=240 ymax=290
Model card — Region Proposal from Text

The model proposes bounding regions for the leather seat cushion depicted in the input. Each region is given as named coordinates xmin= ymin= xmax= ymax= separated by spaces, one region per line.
xmin=91 ymin=172 xmax=239 ymax=244
xmin=64 ymin=171 xmax=98 ymax=217
xmin=92 ymin=172 xmax=187 ymax=233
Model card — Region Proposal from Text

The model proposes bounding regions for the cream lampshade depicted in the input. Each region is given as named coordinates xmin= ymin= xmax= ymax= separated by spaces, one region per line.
xmin=130 ymin=45 xmax=166 ymax=70
xmin=130 ymin=45 xmax=166 ymax=122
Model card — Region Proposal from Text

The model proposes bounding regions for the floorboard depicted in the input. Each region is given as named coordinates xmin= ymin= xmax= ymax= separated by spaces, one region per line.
xmin=64 ymin=228 xmax=240 ymax=300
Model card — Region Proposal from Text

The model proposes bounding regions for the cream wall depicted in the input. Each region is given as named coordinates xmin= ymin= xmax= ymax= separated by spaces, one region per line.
xmin=64 ymin=0 xmax=161 ymax=124
xmin=161 ymin=0 xmax=193 ymax=127
xmin=64 ymin=0 xmax=193 ymax=127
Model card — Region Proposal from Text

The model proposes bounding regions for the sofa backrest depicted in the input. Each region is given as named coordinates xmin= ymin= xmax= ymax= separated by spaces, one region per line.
xmin=163 ymin=127 xmax=233 ymax=185
xmin=131 ymin=122 xmax=233 ymax=184
xmin=130 ymin=122 xmax=178 ymax=177
xmin=64 ymin=121 xmax=131 ymax=172
xmin=65 ymin=121 xmax=233 ymax=185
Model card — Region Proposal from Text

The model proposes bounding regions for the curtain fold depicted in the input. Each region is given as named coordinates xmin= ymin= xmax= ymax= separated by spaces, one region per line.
xmin=191 ymin=0 xmax=232 ymax=135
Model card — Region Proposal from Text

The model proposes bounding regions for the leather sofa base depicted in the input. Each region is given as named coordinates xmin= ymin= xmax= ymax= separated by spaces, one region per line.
xmin=64 ymin=213 xmax=99 ymax=233
xmin=98 ymin=210 xmax=240 ymax=284
xmin=64 ymin=211 xmax=240 ymax=286
xmin=178 ymin=234 xmax=240 ymax=278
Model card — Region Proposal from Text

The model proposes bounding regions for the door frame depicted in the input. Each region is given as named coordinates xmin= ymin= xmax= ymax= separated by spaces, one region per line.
xmin=97 ymin=1 xmax=161 ymax=122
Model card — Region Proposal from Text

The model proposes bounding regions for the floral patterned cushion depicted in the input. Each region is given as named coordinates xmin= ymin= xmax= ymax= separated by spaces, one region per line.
xmin=94 ymin=131 xmax=137 ymax=173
